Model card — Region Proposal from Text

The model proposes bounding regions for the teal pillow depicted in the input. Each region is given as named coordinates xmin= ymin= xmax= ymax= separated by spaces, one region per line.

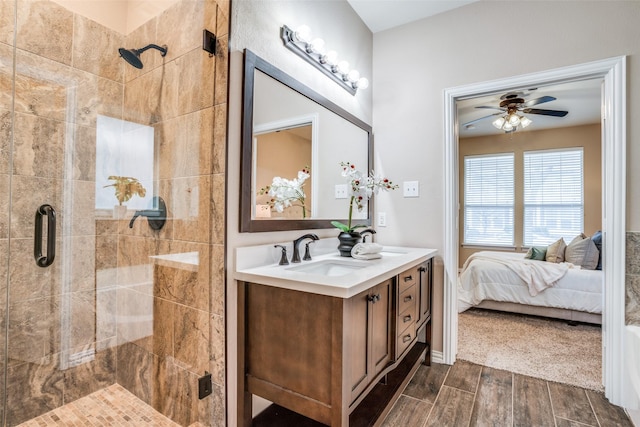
xmin=525 ymin=246 xmax=547 ymax=261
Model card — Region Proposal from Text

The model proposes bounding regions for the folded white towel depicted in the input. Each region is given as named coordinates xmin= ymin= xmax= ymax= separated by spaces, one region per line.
xmin=352 ymin=252 xmax=382 ymax=260
xmin=351 ymin=243 xmax=383 ymax=260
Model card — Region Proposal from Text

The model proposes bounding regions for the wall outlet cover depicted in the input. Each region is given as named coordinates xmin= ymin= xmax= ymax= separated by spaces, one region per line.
xmin=378 ymin=212 xmax=387 ymax=227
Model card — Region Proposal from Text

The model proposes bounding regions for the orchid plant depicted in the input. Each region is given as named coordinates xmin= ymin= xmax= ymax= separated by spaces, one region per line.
xmin=258 ymin=166 xmax=310 ymax=218
xmin=331 ymin=162 xmax=398 ymax=233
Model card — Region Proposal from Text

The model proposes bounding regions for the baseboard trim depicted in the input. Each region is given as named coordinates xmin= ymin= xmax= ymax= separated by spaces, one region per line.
xmin=431 ymin=350 xmax=446 ymax=365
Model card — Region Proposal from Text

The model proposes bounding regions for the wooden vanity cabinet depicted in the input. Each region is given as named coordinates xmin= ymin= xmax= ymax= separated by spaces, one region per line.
xmin=346 ymin=279 xmax=393 ymax=403
xmin=418 ymin=258 xmax=432 ymax=327
xmin=238 ymin=259 xmax=433 ymax=427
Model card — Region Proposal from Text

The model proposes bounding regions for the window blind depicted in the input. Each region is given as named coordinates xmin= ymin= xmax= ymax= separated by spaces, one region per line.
xmin=463 ymin=153 xmax=514 ymax=246
xmin=523 ymin=148 xmax=584 ymax=246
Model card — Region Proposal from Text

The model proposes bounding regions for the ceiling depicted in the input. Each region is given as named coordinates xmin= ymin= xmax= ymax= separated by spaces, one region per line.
xmin=346 ymin=1 xmax=602 ymax=137
xmin=457 ymin=78 xmax=602 ymax=137
xmin=347 ymin=0 xmax=479 ymax=33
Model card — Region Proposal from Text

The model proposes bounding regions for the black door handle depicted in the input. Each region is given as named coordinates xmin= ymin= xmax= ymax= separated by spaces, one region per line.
xmin=34 ymin=204 xmax=56 ymax=268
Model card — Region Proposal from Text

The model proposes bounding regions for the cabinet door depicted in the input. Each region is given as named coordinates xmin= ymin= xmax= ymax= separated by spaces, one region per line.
xmin=371 ymin=279 xmax=392 ymax=376
xmin=346 ymin=280 xmax=393 ymax=403
xmin=418 ymin=259 xmax=432 ymax=326
xmin=347 ymin=288 xmax=372 ymax=403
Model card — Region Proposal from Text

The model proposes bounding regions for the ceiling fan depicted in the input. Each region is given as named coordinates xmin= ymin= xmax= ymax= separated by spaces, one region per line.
xmin=463 ymin=92 xmax=569 ymax=133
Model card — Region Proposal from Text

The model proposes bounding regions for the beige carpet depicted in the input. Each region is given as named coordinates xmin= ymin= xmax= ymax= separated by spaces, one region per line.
xmin=457 ymin=308 xmax=603 ymax=391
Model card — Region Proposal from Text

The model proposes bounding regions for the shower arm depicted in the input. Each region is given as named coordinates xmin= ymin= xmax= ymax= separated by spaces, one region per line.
xmin=136 ymin=44 xmax=168 ymax=57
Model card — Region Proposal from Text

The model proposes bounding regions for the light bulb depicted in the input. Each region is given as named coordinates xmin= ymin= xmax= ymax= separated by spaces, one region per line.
xmin=347 ymin=70 xmax=360 ymax=83
xmin=508 ymin=114 xmax=520 ymax=126
xmin=503 ymin=122 xmax=514 ymax=132
xmin=492 ymin=117 xmax=506 ymax=129
xmin=356 ymin=77 xmax=369 ymax=89
xmin=321 ymin=50 xmax=338 ymax=66
xmin=309 ymin=38 xmax=325 ymax=54
xmin=520 ymin=116 xmax=532 ymax=128
xmin=337 ymin=60 xmax=349 ymax=75
xmin=294 ymin=25 xmax=311 ymax=43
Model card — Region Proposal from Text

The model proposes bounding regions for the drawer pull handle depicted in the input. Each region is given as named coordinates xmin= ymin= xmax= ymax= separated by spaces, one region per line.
xmin=404 ymin=295 xmax=413 ymax=302
xmin=403 ymin=275 xmax=413 ymax=282
xmin=367 ymin=294 xmax=381 ymax=303
xmin=403 ymin=315 xmax=412 ymax=323
xmin=403 ymin=335 xmax=412 ymax=343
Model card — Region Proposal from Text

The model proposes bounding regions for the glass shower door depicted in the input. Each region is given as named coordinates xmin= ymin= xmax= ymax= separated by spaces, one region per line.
xmin=1 ymin=0 xmax=118 ymax=424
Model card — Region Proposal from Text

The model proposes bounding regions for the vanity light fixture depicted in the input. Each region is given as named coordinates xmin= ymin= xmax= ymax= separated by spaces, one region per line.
xmin=281 ymin=24 xmax=369 ymax=95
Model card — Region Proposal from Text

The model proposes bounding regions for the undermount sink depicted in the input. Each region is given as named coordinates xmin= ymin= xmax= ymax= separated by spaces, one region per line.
xmin=286 ymin=260 xmax=366 ymax=276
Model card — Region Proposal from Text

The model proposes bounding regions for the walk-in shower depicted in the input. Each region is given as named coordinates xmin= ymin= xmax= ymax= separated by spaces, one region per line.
xmin=118 ymin=44 xmax=168 ymax=69
xmin=2 ymin=0 xmax=225 ymax=426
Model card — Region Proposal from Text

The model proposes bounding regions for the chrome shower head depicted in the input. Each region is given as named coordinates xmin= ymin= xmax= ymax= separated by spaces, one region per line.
xmin=119 ymin=44 xmax=168 ymax=69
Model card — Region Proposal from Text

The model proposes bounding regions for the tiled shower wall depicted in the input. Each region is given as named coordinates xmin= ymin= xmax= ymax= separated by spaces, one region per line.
xmin=626 ymin=232 xmax=640 ymax=325
xmin=0 ymin=0 xmax=227 ymax=426
xmin=112 ymin=1 xmax=228 ymax=425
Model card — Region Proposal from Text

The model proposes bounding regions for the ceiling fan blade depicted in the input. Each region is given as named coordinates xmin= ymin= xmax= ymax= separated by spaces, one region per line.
xmin=522 ymin=96 xmax=556 ymax=107
xmin=461 ymin=112 xmax=502 ymax=127
xmin=475 ymin=105 xmax=504 ymax=111
xmin=522 ymin=108 xmax=568 ymax=117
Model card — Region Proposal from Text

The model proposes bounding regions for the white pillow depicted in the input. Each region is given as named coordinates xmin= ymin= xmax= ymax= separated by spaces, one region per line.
xmin=546 ymin=238 xmax=566 ymax=263
xmin=565 ymin=233 xmax=599 ymax=270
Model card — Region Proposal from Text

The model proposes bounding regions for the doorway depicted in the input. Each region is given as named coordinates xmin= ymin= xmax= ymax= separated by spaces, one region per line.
xmin=443 ymin=56 xmax=627 ymax=406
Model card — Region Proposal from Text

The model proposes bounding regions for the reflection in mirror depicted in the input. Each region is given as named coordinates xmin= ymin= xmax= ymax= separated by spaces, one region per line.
xmin=241 ymin=50 xmax=372 ymax=232
xmin=255 ymin=123 xmax=313 ymax=219
xmin=95 ymin=115 xmax=155 ymax=217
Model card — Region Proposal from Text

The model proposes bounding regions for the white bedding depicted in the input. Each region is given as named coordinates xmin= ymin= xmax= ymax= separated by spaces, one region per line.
xmin=458 ymin=251 xmax=603 ymax=314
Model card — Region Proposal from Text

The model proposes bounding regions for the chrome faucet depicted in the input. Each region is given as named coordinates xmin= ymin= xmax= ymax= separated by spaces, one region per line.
xmin=361 ymin=228 xmax=377 ymax=243
xmin=292 ymin=233 xmax=319 ymax=263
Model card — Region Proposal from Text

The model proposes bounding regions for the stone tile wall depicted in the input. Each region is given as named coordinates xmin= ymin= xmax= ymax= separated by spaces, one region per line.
xmin=114 ymin=1 xmax=228 ymax=426
xmin=627 ymin=232 xmax=640 ymax=325
xmin=0 ymin=0 xmax=228 ymax=425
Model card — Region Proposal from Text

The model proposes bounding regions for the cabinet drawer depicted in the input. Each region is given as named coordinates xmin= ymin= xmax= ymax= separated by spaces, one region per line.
xmin=396 ymin=323 xmax=416 ymax=357
xmin=398 ymin=267 xmax=418 ymax=294
xmin=398 ymin=306 xmax=416 ymax=333
xmin=398 ymin=285 xmax=417 ymax=316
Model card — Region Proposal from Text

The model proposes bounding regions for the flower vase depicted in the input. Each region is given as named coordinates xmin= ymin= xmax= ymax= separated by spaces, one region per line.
xmin=337 ymin=231 xmax=362 ymax=257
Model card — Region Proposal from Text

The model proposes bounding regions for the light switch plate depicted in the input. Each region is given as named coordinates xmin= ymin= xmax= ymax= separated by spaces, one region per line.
xmin=403 ymin=181 xmax=419 ymax=198
xmin=335 ymin=184 xmax=348 ymax=199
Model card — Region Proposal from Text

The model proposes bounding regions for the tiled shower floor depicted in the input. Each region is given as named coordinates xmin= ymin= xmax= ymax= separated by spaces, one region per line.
xmin=17 ymin=384 xmax=181 ymax=426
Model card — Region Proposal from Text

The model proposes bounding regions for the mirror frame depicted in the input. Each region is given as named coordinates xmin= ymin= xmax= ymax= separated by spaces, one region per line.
xmin=240 ymin=49 xmax=373 ymax=232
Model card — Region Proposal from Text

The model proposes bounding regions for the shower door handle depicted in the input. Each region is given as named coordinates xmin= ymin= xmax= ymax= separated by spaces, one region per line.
xmin=34 ymin=204 xmax=56 ymax=268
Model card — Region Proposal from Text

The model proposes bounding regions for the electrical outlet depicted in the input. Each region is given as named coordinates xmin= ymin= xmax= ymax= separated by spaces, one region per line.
xmin=378 ymin=212 xmax=387 ymax=227
xmin=403 ymin=181 xmax=419 ymax=198
xmin=198 ymin=372 xmax=212 ymax=399
xmin=335 ymin=184 xmax=348 ymax=199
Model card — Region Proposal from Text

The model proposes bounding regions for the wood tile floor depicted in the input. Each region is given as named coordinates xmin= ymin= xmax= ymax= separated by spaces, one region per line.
xmin=383 ymin=360 xmax=634 ymax=427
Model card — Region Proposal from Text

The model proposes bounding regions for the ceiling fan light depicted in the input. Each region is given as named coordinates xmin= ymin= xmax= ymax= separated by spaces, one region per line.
xmin=520 ymin=116 xmax=532 ymax=128
xmin=508 ymin=114 xmax=520 ymax=126
xmin=503 ymin=122 xmax=514 ymax=132
xmin=492 ymin=117 xmax=506 ymax=129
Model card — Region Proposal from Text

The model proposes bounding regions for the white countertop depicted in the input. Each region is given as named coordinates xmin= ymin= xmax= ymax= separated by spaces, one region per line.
xmin=234 ymin=240 xmax=437 ymax=298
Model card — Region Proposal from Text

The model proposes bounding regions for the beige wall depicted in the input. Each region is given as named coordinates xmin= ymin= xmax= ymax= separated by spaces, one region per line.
xmin=372 ymin=1 xmax=640 ymax=355
xmin=458 ymin=124 xmax=602 ymax=266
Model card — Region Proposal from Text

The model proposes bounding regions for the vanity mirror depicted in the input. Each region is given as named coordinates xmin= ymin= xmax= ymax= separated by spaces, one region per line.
xmin=241 ymin=50 xmax=373 ymax=232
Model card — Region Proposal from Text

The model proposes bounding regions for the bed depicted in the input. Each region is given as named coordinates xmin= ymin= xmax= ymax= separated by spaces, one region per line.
xmin=458 ymin=251 xmax=603 ymax=324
